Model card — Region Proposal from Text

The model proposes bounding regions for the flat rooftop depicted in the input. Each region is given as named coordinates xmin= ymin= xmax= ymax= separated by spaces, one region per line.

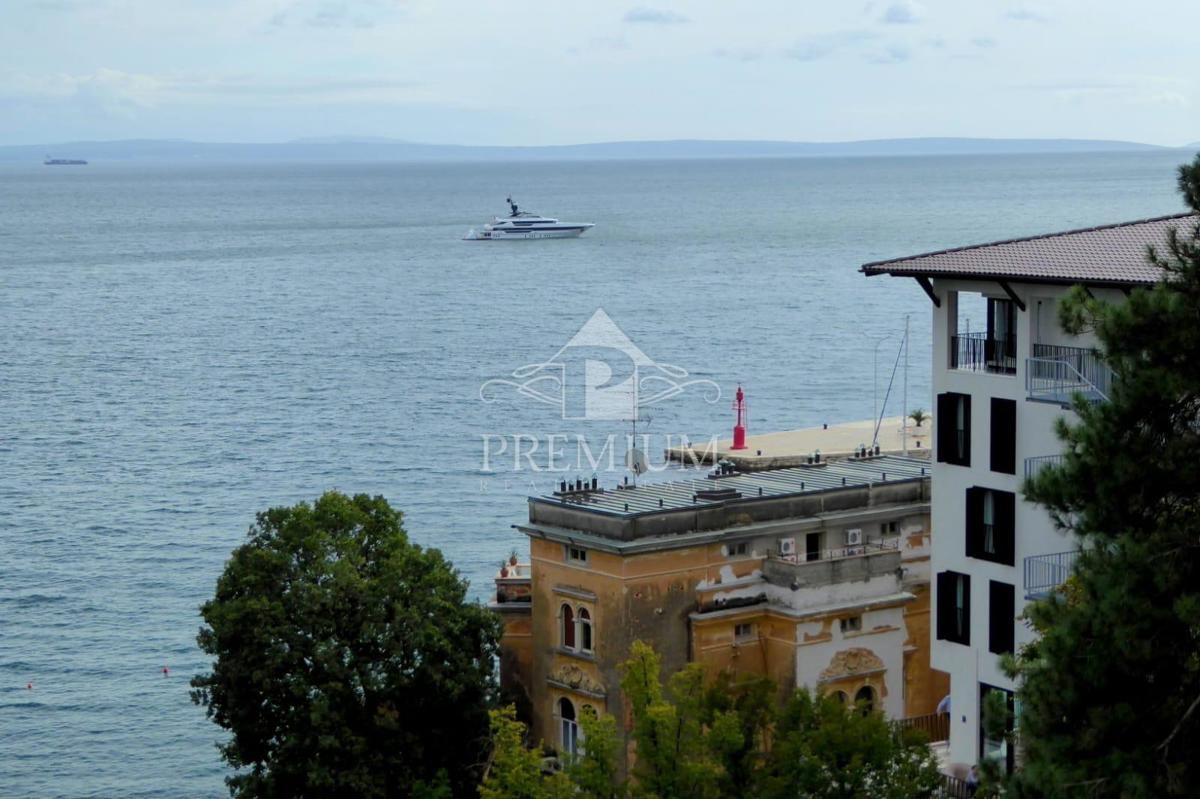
xmin=666 ymin=416 xmax=931 ymax=469
xmin=532 ymin=454 xmax=929 ymax=519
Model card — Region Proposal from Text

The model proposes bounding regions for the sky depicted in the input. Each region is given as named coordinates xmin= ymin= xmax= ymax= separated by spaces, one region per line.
xmin=1 ymin=0 xmax=1197 ymax=146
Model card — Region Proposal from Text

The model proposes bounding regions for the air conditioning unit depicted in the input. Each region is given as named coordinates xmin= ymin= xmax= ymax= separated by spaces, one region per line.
xmin=779 ymin=537 xmax=796 ymax=556
xmin=845 ymin=528 xmax=863 ymax=546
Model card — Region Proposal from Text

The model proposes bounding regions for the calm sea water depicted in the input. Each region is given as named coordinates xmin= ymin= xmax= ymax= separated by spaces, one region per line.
xmin=0 ymin=151 xmax=1189 ymax=797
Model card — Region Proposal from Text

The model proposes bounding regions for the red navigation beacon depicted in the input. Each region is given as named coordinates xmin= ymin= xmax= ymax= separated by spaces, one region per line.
xmin=731 ymin=385 xmax=748 ymax=450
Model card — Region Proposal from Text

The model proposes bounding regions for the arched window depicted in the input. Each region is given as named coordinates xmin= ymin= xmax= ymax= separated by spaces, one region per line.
xmin=578 ymin=608 xmax=593 ymax=653
xmin=833 ymin=690 xmax=849 ymax=705
xmin=559 ymin=697 xmax=578 ymax=756
xmin=855 ymin=685 xmax=875 ymax=714
xmin=561 ymin=604 xmax=575 ymax=649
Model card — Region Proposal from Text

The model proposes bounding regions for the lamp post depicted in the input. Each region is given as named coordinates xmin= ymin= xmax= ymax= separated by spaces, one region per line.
xmin=872 ymin=335 xmax=891 ymax=448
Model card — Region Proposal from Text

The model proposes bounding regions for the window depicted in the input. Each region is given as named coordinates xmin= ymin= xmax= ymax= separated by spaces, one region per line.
xmin=734 ymin=622 xmax=754 ymax=641
xmin=728 ymin=541 xmax=749 ymax=557
xmin=559 ymin=697 xmax=578 ymax=757
xmin=936 ymin=571 xmax=971 ymax=645
xmin=832 ymin=690 xmax=849 ymax=704
xmin=989 ymin=581 xmax=1015 ymax=655
xmin=990 ymin=398 xmax=1017 ymax=474
xmin=578 ymin=608 xmax=593 ymax=653
xmin=560 ymin=603 xmax=576 ymax=649
xmin=983 ymin=491 xmax=995 ymax=555
xmin=805 ymin=532 xmax=821 ymax=561
xmin=979 ymin=684 xmax=1015 ymax=774
xmin=965 ymin=487 xmax=1015 ymax=565
xmin=566 ymin=545 xmax=588 ymax=564
xmin=840 ymin=616 xmax=862 ymax=633
xmin=986 ymin=298 xmax=1017 ymax=375
xmin=936 ymin=392 xmax=971 ymax=466
xmin=879 ymin=521 xmax=898 ymax=536
xmin=855 ymin=685 xmax=875 ymax=714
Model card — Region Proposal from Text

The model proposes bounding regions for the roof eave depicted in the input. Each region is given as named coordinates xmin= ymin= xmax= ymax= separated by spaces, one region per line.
xmin=859 ymin=266 xmax=1156 ymax=289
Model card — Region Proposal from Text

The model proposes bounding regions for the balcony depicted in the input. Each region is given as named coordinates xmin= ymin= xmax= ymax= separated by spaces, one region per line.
xmin=492 ymin=562 xmax=532 ymax=606
xmin=1024 ymin=454 xmax=1064 ymax=480
xmin=763 ymin=539 xmax=901 ymax=590
xmin=951 ymin=332 xmax=1016 ymax=375
xmin=1026 ymin=344 xmax=1111 ymax=405
xmin=1024 ymin=550 xmax=1079 ymax=600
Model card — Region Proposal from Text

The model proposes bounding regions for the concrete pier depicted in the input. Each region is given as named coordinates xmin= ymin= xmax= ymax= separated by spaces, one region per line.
xmin=666 ymin=415 xmax=932 ymax=470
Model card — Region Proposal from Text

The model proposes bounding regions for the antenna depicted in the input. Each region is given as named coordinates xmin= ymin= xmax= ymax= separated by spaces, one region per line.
xmin=902 ymin=314 xmax=910 ymax=455
xmin=626 ymin=388 xmax=652 ymax=485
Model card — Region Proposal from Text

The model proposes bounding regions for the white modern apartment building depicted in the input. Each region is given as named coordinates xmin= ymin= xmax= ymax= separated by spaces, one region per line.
xmin=862 ymin=213 xmax=1196 ymax=772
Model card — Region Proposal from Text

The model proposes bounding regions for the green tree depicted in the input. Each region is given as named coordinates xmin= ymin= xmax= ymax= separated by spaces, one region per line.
xmin=756 ymin=688 xmax=941 ymax=799
xmin=621 ymin=641 xmax=725 ymax=799
xmin=1008 ymin=156 xmax=1200 ymax=797
xmin=479 ymin=706 xmax=574 ymax=799
xmin=569 ymin=707 xmax=628 ymax=799
xmin=701 ymin=672 xmax=775 ymax=796
xmin=191 ymin=491 xmax=501 ymax=798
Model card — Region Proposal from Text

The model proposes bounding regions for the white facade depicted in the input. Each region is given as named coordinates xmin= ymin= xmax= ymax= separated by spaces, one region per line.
xmin=929 ymin=279 xmax=1123 ymax=768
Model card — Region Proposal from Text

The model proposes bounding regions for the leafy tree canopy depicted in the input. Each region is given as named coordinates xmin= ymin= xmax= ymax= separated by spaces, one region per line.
xmin=484 ymin=640 xmax=941 ymax=799
xmin=1008 ymin=156 xmax=1200 ymax=798
xmin=191 ymin=491 xmax=501 ymax=798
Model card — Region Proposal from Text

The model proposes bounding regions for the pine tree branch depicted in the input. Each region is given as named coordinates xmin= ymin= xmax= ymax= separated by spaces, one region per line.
xmin=1157 ymin=691 xmax=1200 ymax=755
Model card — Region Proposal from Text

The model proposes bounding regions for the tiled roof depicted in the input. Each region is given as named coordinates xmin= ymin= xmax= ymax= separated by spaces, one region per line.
xmin=861 ymin=213 xmax=1198 ymax=286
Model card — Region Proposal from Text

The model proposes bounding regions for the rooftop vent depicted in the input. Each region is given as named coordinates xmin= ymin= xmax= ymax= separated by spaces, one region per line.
xmin=707 ymin=459 xmax=739 ymax=479
xmin=553 ymin=475 xmax=604 ymax=501
xmin=693 ymin=487 xmax=742 ymax=502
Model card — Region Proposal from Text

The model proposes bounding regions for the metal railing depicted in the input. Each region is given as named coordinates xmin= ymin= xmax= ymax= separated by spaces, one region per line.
xmin=939 ymin=775 xmax=974 ymax=798
xmin=1024 ymin=454 xmax=1065 ymax=480
xmin=1024 ymin=550 xmax=1079 ymax=600
xmin=1027 ymin=343 xmax=1111 ymax=404
xmin=775 ymin=537 xmax=900 ymax=564
xmin=951 ymin=332 xmax=1017 ymax=375
xmin=895 ymin=711 xmax=950 ymax=743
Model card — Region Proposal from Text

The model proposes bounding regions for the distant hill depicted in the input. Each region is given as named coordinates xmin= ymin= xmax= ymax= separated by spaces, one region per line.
xmin=3 ymin=136 xmax=1177 ymax=163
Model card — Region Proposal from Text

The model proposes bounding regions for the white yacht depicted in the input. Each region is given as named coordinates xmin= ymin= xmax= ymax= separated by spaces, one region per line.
xmin=463 ymin=198 xmax=594 ymax=240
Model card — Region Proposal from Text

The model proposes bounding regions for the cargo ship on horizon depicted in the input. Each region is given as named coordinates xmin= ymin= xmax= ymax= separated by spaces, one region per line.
xmin=44 ymin=156 xmax=87 ymax=165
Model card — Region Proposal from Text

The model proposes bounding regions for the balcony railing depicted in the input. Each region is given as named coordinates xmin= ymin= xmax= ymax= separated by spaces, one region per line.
xmin=774 ymin=538 xmax=900 ymax=564
xmin=951 ymin=332 xmax=1017 ymax=375
xmin=1027 ymin=343 xmax=1111 ymax=405
xmin=1024 ymin=550 xmax=1079 ymax=600
xmin=1024 ymin=454 xmax=1065 ymax=480
xmin=763 ymin=541 xmax=900 ymax=591
xmin=895 ymin=711 xmax=950 ymax=743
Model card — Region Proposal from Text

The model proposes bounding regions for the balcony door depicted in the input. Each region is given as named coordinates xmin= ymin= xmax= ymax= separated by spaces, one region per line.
xmin=987 ymin=298 xmax=1017 ymax=373
xmin=806 ymin=533 xmax=821 ymax=562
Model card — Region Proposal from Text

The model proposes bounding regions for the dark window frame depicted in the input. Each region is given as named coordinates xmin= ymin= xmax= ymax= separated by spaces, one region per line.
xmin=936 ymin=570 xmax=971 ymax=646
xmin=937 ymin=392 xmax=971 ymax=466
xmin=990 ymin=398 xmax=1017 ymax=474
xmin=965 ymin=487 xmax=1016 ymax=566
xmin=988 ymin=581 xmax=1015 ymax=655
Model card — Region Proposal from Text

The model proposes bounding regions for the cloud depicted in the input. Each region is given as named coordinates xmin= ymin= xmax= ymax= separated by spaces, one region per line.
xmin=623 ymin=7 xmax=689 ymax=25
xmin=1005 ymin=6 xmax=1049 ymax=22
xmin=29 ymin=0 xmax=105 ymax=10
xmin=866 ymin=44 xmax=911 ymax=64
xmin=712 ymin=47 xmax=764 ymax=63
xmin=1017 ymin=79 xmax=1191 ymax=108
xmin=786 ymin=30 xmax=876 ymax=62
xmin=587 ymin=36 xmax=631 ymax=52
xmin=972 ymin=36 xmax=997 ymax=48
xmin=0 ymin=70 xmax=420 ymax=109
xmin=881 ymin=1 xmax=925 ymax=24
xmin=269 ymin=0 xmax=402 ymax=29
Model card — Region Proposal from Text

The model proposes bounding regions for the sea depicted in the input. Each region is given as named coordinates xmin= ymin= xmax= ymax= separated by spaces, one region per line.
xmin=0 ymin=150 xmax=1190 ymax=797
